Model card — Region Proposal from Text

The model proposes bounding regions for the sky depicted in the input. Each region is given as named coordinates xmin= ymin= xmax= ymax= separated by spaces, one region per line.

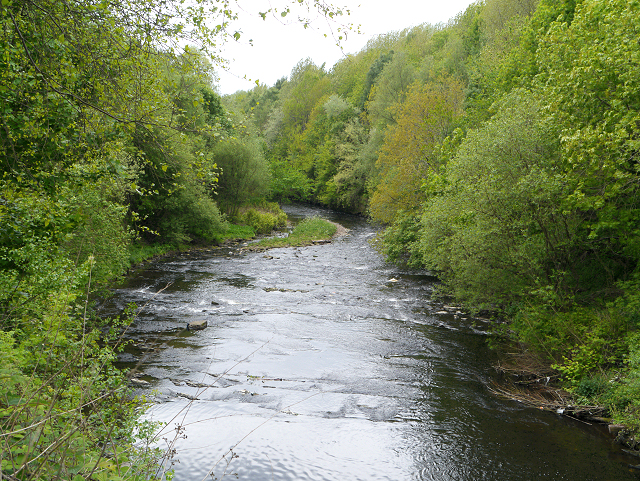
xmin=215 ymin=0 xmax=477 ymax=95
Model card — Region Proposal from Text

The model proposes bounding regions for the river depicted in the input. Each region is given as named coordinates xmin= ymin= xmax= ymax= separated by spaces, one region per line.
xmin=101 ymin=205 xmax=640 ymax=481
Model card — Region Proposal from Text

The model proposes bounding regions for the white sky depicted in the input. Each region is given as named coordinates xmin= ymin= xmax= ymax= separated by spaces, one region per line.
xmin=216 ymin=0 xmax=477 ymax=94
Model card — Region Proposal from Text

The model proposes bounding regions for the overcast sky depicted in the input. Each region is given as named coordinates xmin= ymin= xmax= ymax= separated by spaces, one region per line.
xmin=215 ymin=0 xmax=476 ymax=95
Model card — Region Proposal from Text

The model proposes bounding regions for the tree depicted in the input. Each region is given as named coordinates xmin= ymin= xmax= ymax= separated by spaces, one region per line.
xmin=358 ymin=50 xmax=394 ymax=109
xmin=538 ymin=0 xmax=640 ymax=300
xmin=414 ymin=89 xmax=569 ymax=307
xmin=365 ymin=51 xmax=416 ymax=126
xmin=282 ymin=59 xmax=331 ymax=132
xmin=330 ymin=48 xmax=380 ymax=107
xmin=369 ymin=78 xmax=464 ymax=224
xmin=212 ymin=137 xmax=270 ymax=216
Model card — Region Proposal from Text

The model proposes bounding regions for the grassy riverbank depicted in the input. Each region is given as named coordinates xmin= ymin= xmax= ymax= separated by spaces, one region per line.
xmin=246 ymin=217 xmax=338 ymax=251
xmin=128 ymin=203 xmax=287 ymax=266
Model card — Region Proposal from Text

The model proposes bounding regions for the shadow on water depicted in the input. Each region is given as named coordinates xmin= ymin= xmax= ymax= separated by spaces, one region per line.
xmin=104 ymin=205 xmax=640 ymax=481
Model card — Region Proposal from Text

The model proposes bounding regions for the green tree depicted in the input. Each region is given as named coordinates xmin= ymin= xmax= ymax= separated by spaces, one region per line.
xmin=538 ymin=0 xmax=640 ymax=301
xmin=369 ymin=78 xmax=464 ymax=224
xmin=212 ymin=137 xmax=270 ymax=217
xmin=413 ymin=89 xmax=569 ymax=307
xmin=282 ymin=59 xmax=331 ymax=132
xmin=365 ymin=51 xmax=416 ymax=126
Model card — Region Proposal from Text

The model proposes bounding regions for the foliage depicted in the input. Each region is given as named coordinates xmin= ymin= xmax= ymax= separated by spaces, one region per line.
xmin=369 ymin=78 xmax=464 ymax=224
xmin=267 ymin=158 xmax=314 ymax=202
xmin=410 ymin=89 xmax=567 ymax=307
xmin=0 ymin=257 xmax=171 ymax=480
xmin=359 ymin=50 xmax=394 ymax=110
xmin=365 ymin=51 xmax=415 ymax=127
xmin=237 ymin=202 xmax=287 ymax=234
xmin=330 ymin=48 xmax=381 ymax=107
xmin=282 ymin=60 xmax=331 ymax=133
xmin=510 ymin=306 xmax=635 ymax=380
xmin=212 ymin=137 xmax=270 ymax=217
xmin=537 ymin=0 xmax=640 ymax=300
xmin=608 ymin=333 xmax=640 ymax=429
xmin=61 ymin=178 xmax=133 ymax=285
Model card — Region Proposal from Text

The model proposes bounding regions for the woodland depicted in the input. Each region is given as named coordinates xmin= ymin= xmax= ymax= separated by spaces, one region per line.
xmin=1 ymin=0 xmax=640 ymax=479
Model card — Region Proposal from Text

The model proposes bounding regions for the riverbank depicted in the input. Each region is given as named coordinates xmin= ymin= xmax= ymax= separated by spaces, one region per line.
xmin=488 ymin=341 xmax=640 ymax=455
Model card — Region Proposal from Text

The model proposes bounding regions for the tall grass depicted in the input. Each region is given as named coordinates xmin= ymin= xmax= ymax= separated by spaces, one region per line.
xmin=251 ymin=217 xmax=337 ymax=249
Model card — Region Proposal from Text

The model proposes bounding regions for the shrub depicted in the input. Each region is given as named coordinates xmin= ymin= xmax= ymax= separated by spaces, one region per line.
xmin=212 ymin=139 xmax=271 ymax=216
xmin=237 ymin=204 xmax=287 ymax=235
xmin=510 ymin=306 xmax=635 ymax=385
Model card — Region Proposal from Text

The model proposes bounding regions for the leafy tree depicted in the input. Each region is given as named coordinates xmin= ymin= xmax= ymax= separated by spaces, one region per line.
xmin=330 ymin=48 xmax=380 ymax=107
xmin=282 ymin=59 xmax=331 ymax=132
xmin=212 ymin=137 xmax=270 ymax=217
xmin=538 ymin=0 xmax=640 ymax=301
xmin=369 ymin=78 xmax=464 ymax=224
xmin=365 ymin=51 xmax=416 ymax=126
xmin=324 ymin=115 xmax=371 ymax=211
xmin=268 ymin=157 xmax=314 ymax=202
xmin=413 ymin=89 xmax=569 ymax=307
xmin=358 ymin=50 xmax=394 ymax=109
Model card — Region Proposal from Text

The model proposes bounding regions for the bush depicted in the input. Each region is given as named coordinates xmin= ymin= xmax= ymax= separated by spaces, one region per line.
xmin=159 ymin=186 xmax=224 ymax=244
xmin=0 ymin=267 xmax=170 ymax=480
xmin=237 ymin=203 xmax=287 ymax=235
xmin=212 ymin=139 xmax=271 ymax=216
xmin=63 ymin=184 xmax=132 ymax=285
xmin=606 ymin=333 xmax=640 ymax=428
xmin=510 ymin=306 xmax=636 ymax=385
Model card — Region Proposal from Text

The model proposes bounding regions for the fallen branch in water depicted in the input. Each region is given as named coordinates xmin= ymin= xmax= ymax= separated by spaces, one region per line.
xmin=488 ymin=380 xmax=607 ymax=419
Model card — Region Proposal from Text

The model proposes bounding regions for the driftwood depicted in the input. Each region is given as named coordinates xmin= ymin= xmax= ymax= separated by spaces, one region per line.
xmin=489 ymin=380 xmax=607 ymax=420
xmin=491 ymin=351 xmax=607 ymax=420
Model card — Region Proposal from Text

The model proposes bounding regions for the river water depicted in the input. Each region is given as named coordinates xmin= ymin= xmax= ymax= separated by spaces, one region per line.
xmin=101 ymin=205 xmax=639 ymax=481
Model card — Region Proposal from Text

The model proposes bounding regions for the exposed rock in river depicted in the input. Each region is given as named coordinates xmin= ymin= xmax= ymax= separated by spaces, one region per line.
xmin=187 ymin=320 xmax=207 ymax=330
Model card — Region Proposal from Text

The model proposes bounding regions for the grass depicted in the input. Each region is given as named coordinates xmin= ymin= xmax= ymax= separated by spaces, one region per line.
xmin=247 ymin=216 xmax=337 ymax=250
xmin=129 ymin=242 xmax=181 ymax=265
xmin=221 ymin=222 xmax=256 ymax=240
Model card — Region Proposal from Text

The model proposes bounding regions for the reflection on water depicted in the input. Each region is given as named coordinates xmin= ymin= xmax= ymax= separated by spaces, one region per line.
xmin=101 ymin=205 xmax=640 ymax=481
